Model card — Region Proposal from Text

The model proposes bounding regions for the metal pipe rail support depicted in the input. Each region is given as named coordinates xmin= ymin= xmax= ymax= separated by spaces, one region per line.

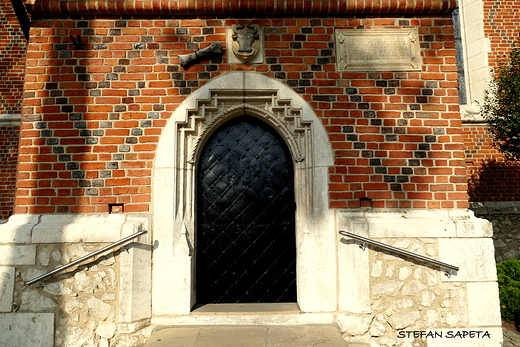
xmin=339 ymin=230 xmax=459 ymax=277
xmin=27 ymin=230 xmax=148 ymax=286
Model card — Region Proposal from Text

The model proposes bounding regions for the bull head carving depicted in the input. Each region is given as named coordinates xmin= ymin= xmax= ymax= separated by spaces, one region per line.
xmin=231 ymin=24 xmax=260 ymax=62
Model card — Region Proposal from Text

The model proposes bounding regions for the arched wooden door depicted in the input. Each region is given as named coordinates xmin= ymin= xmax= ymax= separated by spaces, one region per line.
xmin=196 ymin=116 xmax=297 ymax=304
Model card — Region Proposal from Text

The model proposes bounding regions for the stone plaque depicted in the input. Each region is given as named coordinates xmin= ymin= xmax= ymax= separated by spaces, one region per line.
xmin=335 ymin=29 xmax=421 ymax=71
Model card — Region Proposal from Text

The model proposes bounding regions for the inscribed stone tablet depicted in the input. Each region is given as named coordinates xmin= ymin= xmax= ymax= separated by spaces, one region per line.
xmin=335 ymin=29 xmax=421 ymax=71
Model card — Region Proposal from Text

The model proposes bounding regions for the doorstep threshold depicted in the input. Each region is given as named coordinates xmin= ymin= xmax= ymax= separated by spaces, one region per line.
xmin=191 ymin=303 xmax=300 ymax=315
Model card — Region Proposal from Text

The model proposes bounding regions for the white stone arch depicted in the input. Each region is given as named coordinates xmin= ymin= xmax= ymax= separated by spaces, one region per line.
xmin=151 ymin=72 xmax=336 ymax=317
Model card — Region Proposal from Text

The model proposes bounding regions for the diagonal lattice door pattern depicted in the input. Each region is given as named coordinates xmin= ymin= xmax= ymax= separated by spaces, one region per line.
xmin=196 ymin=116 xmax=297 ymax=304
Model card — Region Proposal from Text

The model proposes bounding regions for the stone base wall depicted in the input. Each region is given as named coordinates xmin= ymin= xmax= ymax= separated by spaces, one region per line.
xmin=0 ymin=214 xmax=152 ymax=347
xmin=0 ymin=210 xmax=502 ymax=347
xmin=336 ymin=209 xmax=502 ymax=346
xmin=471 ymin=201 xmax=520 ymax=263
xmin=338 ymin=238 xmax=502 ymax=346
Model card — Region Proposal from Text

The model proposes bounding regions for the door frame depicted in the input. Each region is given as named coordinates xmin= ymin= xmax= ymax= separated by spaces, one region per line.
xmin=152 ymin=72 xmax=336 ymax=315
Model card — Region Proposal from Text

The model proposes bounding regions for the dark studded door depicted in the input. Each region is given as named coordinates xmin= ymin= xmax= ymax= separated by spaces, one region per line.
xmin=196 ymin=116 xmax=297 ymax=304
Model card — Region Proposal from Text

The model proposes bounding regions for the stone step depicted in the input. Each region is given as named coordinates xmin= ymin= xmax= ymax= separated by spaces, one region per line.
xmin=143 ymin=324 xmax=359 ymax=347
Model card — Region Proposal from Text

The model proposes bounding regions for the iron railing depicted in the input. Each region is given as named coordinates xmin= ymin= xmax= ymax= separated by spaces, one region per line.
xmin=27 ymin=230 xmax=147 ymax=286
xmin=339 ymin=230 xmax=459 ymax=275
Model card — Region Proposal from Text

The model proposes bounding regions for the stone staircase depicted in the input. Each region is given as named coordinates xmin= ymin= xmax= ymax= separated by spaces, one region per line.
xmin=142 ymin=324 xmax=368 ymax=347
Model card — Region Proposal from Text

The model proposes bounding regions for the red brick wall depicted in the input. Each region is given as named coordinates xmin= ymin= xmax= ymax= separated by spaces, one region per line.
xmin=0 ymin=0 xmax=26 ymax=219
xmin=0 ymin=0 xmax=26 ymax=115
xmin=17 ymin=15 xmax=469 ymax=214
xmin=0 ymin=124 xmax=19 ymax=219
xmin=483 ymin=0 xmax=520 ymax=70
xmin=463 ymin=124 xmax=520 ymax=201
xmin=461 ymin=0 xmax=520 ymax=202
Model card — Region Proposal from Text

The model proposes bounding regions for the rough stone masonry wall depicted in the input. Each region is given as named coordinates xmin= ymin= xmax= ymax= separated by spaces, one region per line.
xmin=472 ymin=201 xmax=520 ymax=262
xmin=18 ymin=14 xmax=469 ymax=214
xmin=0 ymin=214 xmax=152 ymax=347
xmin=341 ymin=238 xmax=469 ymax=346
xmin=336 ymin=209 xmax=501 ymax=346
xmin=0 ymin=0 xmax=26 ymax=220
xmin=14 ymin=244 xmax=149 ymax=347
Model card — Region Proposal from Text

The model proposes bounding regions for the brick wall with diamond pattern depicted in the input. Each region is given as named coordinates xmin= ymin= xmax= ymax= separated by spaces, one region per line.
xmin=16 ymin=14 xmax=472 ymax=213
xmin=0 ymin=0 xmax=25 ymax=219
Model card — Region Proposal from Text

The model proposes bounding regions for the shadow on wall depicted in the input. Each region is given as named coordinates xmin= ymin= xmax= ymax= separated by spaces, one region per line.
xmin=1 ymin=17 xmax=154 ymax=346
xmin=0 ymin=123 xmax=19 ymax=220
xmin=468 ymin=158 xmax=520 ymax=263
xmin=468 ymin=158 xmax=520 ymax=202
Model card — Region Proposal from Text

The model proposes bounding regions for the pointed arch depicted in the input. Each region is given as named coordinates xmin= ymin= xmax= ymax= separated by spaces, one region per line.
xmin=152 ymin=72 xmax=335 ymax=315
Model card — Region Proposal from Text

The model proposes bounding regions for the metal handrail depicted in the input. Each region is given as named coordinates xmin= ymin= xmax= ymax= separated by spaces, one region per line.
xmin=339 ymin=230 xmax=459 ymax=274
xmin=27 ymin=230 xmax=148 ymax=285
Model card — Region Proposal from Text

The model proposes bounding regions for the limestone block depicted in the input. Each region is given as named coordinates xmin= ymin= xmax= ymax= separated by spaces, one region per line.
xmin=424 ymin=310 xmax=441 ymax=326
xmin=87 ymin=296 xmax=112 ymax=320
xmin=155 ymin=255 xmax=192 ymax=315
xmin=0 ymin=313 xmax=54 ymax=347
xmin=371 ymin=280 xmax=403 ymax=298
xmin=31 ymin=213 xmax=149 ymax=243
xmin=464 ymin=19 xmax=485 ymax=45
xmin=0 ymin=214 xmax=40 ymax=244
xmin=62 ymin=324 xmax=97 ymax=347
xmin=338 ymin=210 xmax=457 ymax=238
xmin=337 ymin=239 xmax=370 ymax=313
xmin=421 ymin=291 xmax=437 ymax=307
xmin=20 ymin=289 xmax=58 ymax=311
xmin=0 ymin=267 xmax=15 ymax=312
xmin=401 ymin=280 xmax=427 ymax=296
xmin=388 ymin=310 xmax=420 ymax=330
xmin=75 ymin=271 xmax=94 ymax=293
xmin=297 ymin=210 xmax=337 ymax=313
xmin=119 ymin=230 xmax=152 ymax=323
xmin=52 ymin=248 xmax=62 ymax=262
xmin=63 ymin=298 xmax=84 ymax=313
xmin=21 ymin=268 xmax=46 ymax=282
xmin=438 ymin=238 xmax=497 ymax=282
xmin=369 ymin=317 xmax=388 ymax=337
xmin=466 ymin=282 xmax=502 ymax=326
xmin=337 ymin=314 xmax=373 ymax=335
xmin=398 ymin=266 xmax=412 ymax=280
xmin=96 ymin=323 xmax=117 ymax=339
xmin=445 ymin=311 xmax=464 ymax=326
xmin=454 ymin=217 xmax=492 ymax=238
xmin=38 ymin=247 xmax=51 ymax=266
xmin=102 ymin=292 xmax=116 ymax=301
xmin=0 ymin=245 xmax=36 ymax=265
xmin=31 ymin=214 xmax=121 ymax=242
xmin=42 ymin=281 xmax=72 ymax=296
xmin=396 ymin=298 xmax=415 ymax=310
xmin=152 ymin=169 xmax=175 ymax=226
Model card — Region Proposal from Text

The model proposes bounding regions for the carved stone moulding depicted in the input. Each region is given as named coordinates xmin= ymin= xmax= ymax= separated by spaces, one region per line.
xmin=28 ymin=0 xmax=457 ymax=16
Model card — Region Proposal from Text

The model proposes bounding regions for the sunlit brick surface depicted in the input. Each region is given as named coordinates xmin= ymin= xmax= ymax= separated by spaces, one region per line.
xmin=16 ymin=15 xmax=471 ymax=213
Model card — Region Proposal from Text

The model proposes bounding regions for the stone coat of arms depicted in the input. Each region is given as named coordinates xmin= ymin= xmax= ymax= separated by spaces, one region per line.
xmin=231 ymin=24 xmax=260 ymax=63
